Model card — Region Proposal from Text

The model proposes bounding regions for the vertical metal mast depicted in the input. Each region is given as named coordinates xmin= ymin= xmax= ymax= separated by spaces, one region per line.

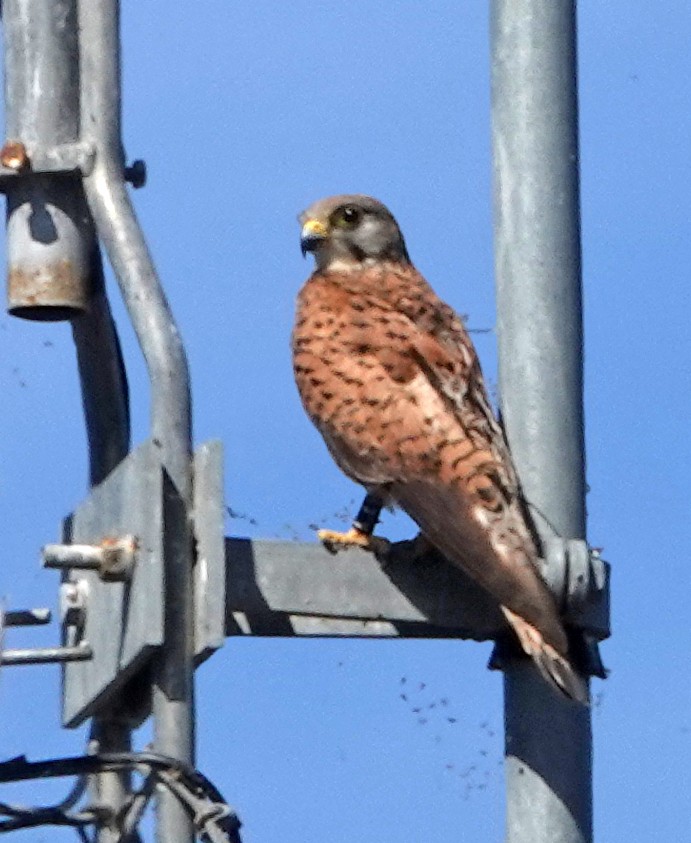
xmin=490 ymin=2 xmax=592 ymax=842
xmin=2 ymin=0 xmax=91 ymax=321
xmin=78 ymin=3 xmax=195 ymax=842
xmin=3 ymin=4 xmax=131 ymax=840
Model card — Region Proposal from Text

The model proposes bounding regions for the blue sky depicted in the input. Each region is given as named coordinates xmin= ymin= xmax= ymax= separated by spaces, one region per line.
xmin=1 ymin=2 xmax=690 ymax=841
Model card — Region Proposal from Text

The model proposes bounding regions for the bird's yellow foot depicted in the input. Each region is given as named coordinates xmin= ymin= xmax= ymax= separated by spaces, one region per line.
xmin=318 ymin=527 xmax=391 ymax=558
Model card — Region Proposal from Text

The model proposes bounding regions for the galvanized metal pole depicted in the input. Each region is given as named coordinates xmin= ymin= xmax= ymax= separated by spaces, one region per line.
xmin=77 ymin=3 xmax=195 ymax=843
xmin=2 ymin=0 xmax=92 ymax=319
xmin=2 ymin=5 xmax=134 ymax=841
xmin=490 ymin=3 xmax=592 ymax=843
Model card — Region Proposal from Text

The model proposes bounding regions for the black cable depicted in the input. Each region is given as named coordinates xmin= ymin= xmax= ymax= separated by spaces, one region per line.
xmin=0 ymin=752 xmax=242 ymax=842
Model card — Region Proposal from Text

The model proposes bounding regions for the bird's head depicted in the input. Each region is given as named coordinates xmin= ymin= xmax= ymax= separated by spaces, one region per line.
xmin=299 ymin=194 xmax=410 ymax=272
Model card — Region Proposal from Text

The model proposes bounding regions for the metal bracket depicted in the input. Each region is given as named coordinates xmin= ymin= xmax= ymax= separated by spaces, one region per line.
xmin=0 ymin=139 xmax=96 ymax=182
xmin=224 ymin=538 xmax=504 ymax=639
xmin=193 ymin=441 xmax=226 ymax=663
xmin=540 ymin=537 xmax=610 ymax=639
xmin=59 ymin=439 xmax=165 ymax=728
xmin=57 ymin=438 xmax=225 ymax=728
xmin=223 ymin=536 xmax=610 ymax=648
xmin=0 ymin=140 xmax=144 ymax=189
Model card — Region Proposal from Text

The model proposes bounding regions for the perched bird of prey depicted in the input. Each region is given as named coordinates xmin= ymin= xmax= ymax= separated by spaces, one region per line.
xmin=292 ymin=194 xmax=587 ymax=704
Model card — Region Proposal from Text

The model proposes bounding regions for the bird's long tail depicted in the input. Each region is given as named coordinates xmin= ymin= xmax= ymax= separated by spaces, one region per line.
xmin=501 ymin=606 xmax=589 ymax=705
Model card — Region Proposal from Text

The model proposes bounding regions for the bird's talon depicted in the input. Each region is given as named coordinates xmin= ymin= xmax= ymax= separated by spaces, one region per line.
xmin=317 ymin=527 xmax=391 ymax=559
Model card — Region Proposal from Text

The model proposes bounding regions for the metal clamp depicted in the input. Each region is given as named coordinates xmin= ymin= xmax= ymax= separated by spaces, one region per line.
xmin=0 ymin=139 xmax=96 ymax=181
xmin=0 ymin=140 xmax=144 ymax=188
xmin=540 ymin=537 xmax=610 ymax=638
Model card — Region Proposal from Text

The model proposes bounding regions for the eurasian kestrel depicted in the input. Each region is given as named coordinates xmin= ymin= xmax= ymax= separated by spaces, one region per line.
xmin=292 ymin=194 xmax=587 ymax=704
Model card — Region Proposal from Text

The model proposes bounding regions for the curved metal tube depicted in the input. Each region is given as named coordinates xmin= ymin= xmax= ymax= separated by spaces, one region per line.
xmin=72 ymin=248 xmax=130 ymax=486
xmin=77 ymin=3 xmax=194 ymax=843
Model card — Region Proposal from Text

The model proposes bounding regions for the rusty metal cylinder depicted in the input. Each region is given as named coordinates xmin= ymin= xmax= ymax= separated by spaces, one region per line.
xmin=3 ymin=0 xmax=94 ymax=320
xmin=6 ymin=174 xmax=94 ymax=320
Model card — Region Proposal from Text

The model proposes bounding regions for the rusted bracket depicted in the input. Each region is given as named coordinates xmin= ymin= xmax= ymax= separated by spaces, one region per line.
xmin=0 ymin=139 xmax=95 ymax=181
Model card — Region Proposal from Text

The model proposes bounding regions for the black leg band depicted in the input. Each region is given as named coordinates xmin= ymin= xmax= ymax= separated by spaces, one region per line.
xmin=352 ymin=493 xmax=384 ymax=536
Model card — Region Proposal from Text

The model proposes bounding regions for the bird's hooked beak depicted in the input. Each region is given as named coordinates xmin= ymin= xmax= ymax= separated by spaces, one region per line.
xmin=300 ymin=218 xmax=328 ymax=258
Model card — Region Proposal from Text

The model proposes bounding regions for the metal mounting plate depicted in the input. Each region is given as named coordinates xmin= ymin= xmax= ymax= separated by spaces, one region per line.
xmin=62 ymin=440 xmax=164 ymax=727
xmin=61 ymin=439 xmax=226 ymax=727
xmin=193 ymin=440 xmax=226 ymax=663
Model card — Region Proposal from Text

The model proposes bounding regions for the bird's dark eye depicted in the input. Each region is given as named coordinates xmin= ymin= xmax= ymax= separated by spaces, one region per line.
xmin=335 ymin=205 xmax=361 ymax=227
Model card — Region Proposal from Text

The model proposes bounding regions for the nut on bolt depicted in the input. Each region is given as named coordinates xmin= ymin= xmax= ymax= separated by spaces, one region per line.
xmin=99 ymin=535 xmax=138 ymax=582
xmin=0 ymin=140 xmax=29 ymax=171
